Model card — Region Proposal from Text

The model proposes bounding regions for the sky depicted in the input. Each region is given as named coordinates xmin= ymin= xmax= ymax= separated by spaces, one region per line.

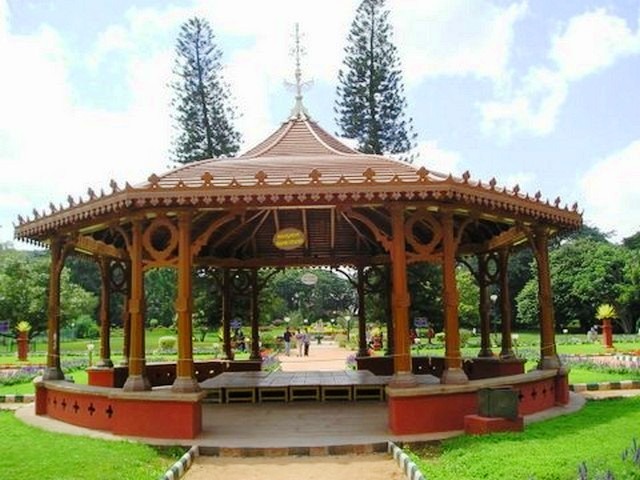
xmin=0 ymin=0 xmax=639 ymax=246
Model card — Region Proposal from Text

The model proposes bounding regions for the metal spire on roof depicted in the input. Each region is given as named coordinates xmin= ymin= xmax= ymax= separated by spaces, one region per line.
xmin=286 ymin=23 xmax=312 ymax=120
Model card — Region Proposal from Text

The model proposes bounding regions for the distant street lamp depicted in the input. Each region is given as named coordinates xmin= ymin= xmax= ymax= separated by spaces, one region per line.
xmin=490 ymin=293 xmax=498 ymax=344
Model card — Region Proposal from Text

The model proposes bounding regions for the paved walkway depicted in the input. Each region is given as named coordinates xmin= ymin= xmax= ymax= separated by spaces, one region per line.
xmin=278 ymin=340 xmax=355 ymax=371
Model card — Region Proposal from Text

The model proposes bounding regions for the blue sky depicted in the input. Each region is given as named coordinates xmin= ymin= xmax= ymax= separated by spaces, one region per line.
xmin=1 ymin=0 xmax=639 ymax=245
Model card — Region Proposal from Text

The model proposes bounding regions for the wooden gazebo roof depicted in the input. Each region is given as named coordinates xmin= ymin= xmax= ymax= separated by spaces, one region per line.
xmin=14 ymin=111 xmax=582 ymax=266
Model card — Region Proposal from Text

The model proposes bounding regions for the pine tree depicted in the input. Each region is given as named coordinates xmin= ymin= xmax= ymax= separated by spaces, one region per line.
xmin=335 ymin=0 xmax=416 ymax=158
xmin=171 ymin=17 xmax=240 ymax=164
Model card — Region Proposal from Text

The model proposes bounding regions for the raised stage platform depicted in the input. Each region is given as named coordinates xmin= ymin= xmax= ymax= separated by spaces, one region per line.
xmin=200 ymin=370 xmax=439 ymax=403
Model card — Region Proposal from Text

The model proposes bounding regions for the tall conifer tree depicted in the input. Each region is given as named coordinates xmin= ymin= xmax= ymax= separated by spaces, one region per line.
xmin=335 ymin=0 xmax=415 ymax=158
xmin=171 ymin=17 xmax=240 ymax=164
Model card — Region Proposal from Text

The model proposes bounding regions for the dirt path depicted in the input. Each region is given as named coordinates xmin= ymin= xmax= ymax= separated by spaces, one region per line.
xmin=183 ymin=454 xmax=403 ymax=480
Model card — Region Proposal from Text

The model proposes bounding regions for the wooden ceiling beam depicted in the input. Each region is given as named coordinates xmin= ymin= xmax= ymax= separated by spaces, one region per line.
xmin=197 ymin=254 xmax=390 ymax=269
xmin=75 ymin=235 xmax=128 ymax=260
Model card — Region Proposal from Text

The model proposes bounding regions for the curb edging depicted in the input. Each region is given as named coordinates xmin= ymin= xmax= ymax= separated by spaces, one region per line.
xmin=158 ymin=445 xmax=199 ymax=480
xmin=570 ymin=380 xmax=640 ymax=392
xmin=388 ymin=441 xmax=426 ymax=480
xmin=0 ymin=394 xmax=35 ymax=403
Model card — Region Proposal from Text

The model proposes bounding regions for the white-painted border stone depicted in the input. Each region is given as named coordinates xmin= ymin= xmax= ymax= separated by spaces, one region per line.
xmin=0 ymin=394 xmax=35 ymax=403
xmin=159 ymin=445 xmax=199 ymax=480
xmin=388 ymin=441 xmax=426 ymax=480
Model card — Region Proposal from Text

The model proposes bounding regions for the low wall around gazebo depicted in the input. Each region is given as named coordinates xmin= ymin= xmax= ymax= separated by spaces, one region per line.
xmin=386 ymin=369 xmax=570 ymax=435
xmin=34 ymin=379 xmax=205 ymax=439
xmin=87 ymin=360 xmax=262 ymax=388
xmin=356 ymin=355 xmax=527 ymax=379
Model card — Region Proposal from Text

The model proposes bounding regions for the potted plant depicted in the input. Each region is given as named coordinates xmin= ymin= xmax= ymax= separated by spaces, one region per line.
xmin=15 ymin=321 xmax=31 ymax=361
xmin=595 ymin=304 xmax=616 ymax=350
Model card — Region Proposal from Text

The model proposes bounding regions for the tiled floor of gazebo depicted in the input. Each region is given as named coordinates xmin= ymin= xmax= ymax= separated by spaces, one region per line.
xmin=200 ymin=370 xmax=439 ymax=404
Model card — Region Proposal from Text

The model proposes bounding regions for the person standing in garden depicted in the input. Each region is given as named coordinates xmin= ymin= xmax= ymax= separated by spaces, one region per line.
xmin=295 ymin=328 xmax=304 ymax=357
xmin=303 ymin=328 xmax=311 ymax=356
xmin=283 ymin=326 xmax=293 ymax=356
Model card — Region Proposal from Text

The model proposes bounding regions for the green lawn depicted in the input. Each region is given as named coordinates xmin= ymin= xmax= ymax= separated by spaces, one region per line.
xmin=0 ymin=411 xmax=180 ymax=480
xmin=409 ymin=397 xmax=640 ymax=480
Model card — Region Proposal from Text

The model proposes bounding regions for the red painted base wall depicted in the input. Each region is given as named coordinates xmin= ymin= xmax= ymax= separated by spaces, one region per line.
xmin=37 ymin=384 xmax=202 ymax=439
xmin=389 ymin=392 xmax=477 ymax=434
xmin=388 ymin=372 xmax=570 ymax=435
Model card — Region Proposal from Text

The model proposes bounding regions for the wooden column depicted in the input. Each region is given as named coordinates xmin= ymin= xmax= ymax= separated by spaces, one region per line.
xmin=533 ymin=227 xmax=561 ymax=369
xmin=97 ymin=257 xmax=113 ymax=368
xmin=384 ymin=265 xmax=394 ymax=356
xmin=357 ymin=265 xmax=368 ymax=357
xmin=120 ymin=298 xmax=130 ymax=365
xmin=172 ymin=212 xmax=199 ymax=393
xmin=121 ymin=262 xmax=131 ymax=366
xmin=499 ymin=248 xmax=515 ymax=359
xmin=43 ymin=237 xmax=65 ymax=380
xmin=477 ymin=254 xmax=493 ymax=358
xmin=441 ymin=211 xmax=469 ymax=384
xmin=250 ymin=268 xmax=261 ymax=360
xmin=389 ymin=204 xmax=416 ymax=387
xmin=222 ymin=268 xmax=233 ymax=360
xmin=123 ymin=219 xmax=150 ymax=391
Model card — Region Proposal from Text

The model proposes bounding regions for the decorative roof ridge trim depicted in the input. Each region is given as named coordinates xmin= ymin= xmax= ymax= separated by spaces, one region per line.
xmin=138 ymin=156 xmax=218 ymax=187
xmin=14 ymin=186 xmax=582 ymax=239
xmin=239 ymin=119 xmax=296 ymax=159
xmin=15 ymin=189 xmax=132 ymax=232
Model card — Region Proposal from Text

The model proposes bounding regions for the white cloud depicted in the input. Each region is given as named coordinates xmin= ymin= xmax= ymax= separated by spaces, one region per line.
xmin=481 ymin=8 xmax=640 ymax=140
xmin=551 ymin=8 xmax=640 ymax=80
xmin=392 ymin=0 xmax=527 ymax=84
xmin=580 ymin=140 xmax=640 ymax=240
xmin=480 ymin=67 xmax=567 ymax=139
xmin=413 ymin=140 xmax=462 ymax=175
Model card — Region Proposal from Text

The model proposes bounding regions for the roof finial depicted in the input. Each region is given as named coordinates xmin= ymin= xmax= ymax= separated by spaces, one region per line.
xmin=286 ymin=23 xmax=312 ymax=119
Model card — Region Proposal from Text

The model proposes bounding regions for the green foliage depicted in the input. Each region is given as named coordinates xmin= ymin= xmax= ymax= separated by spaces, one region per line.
xmin=171 ymin=17 xmax=240 ymax=164
xmin=335 ymin=0 xmax=416 ymax=157
xmin=158 ymin=336 xmax=177 ymax=352
xmin=266 ymin=268 xmax=354 ymax=323
xmin=0 ymin=248 xmax=97 ymax=337
xmin=409 ymin=263 xmax=443 ymax=330
xmin=456 ymin=269 xmax=480 ymax=328
xmin=408 ymin=397 xmax=640 ymax=479
xmin=0 ymin=411 xmax=176 ymax=479
xmin=145 ymin=268 xmax=177 ymax=327
xmin=516 ymin=238 xmax=631 ymax=332
xmin=73 ymin=315 xmax=99 ymax=339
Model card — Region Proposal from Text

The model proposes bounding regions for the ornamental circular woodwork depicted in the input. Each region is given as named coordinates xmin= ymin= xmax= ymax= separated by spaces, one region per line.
xmin=109 ymin=261 xmax=127 ymax=292
xmin=364 ymin=265 xmax=385 ymax=291
xmin=231 ymin=269 xmax=251 ymax=294
xmin=142 ymin=216 xmax=178 ymax=261
xmin=485 ymin=253 xmax=500 ymax=284
xmin=405 ymin=210 xmax=443 ymax=257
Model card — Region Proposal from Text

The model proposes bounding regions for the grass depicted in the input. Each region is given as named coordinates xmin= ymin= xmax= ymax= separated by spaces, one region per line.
xmin=0 ymin=370 xmax=87 ymax=395
xmin=569 ymin=367 xmax=640 ymax=384
xmin=0 ymin=410 xmax=180 ymax=480
xmin=408 ymin=397 xmax=640 ymax=480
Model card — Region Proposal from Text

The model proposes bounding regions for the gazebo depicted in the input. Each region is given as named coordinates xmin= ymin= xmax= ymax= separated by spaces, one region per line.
xmin=15 ymin=101 xmax=581 ymax=439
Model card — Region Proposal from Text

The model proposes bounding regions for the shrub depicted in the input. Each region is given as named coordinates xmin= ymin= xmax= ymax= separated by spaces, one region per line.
xmin=74 ymin=316 xmax=99 ymax=339
xmin=148 ymin=319 xmax=159 ymax=329
xmin=157 ymin=336 xmax=177 ymax=352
